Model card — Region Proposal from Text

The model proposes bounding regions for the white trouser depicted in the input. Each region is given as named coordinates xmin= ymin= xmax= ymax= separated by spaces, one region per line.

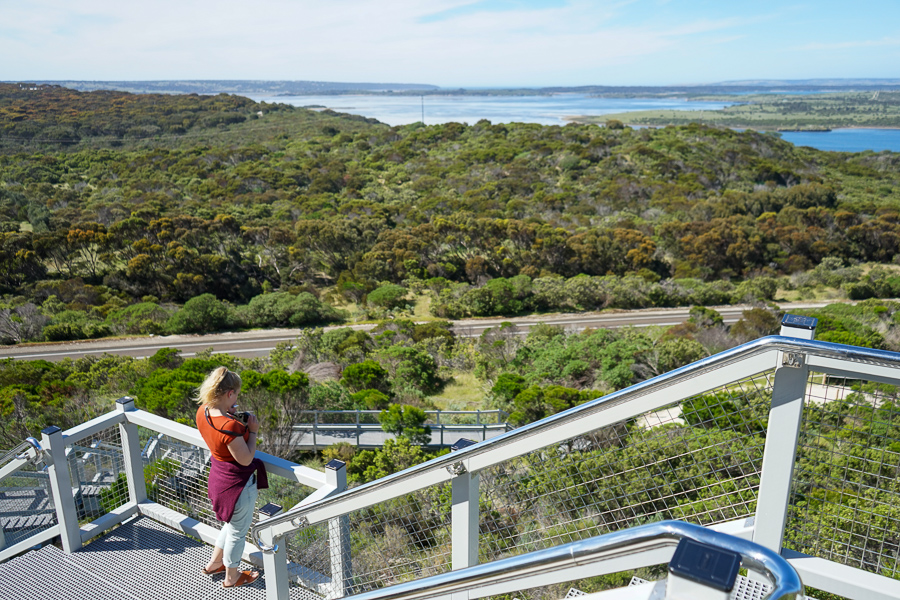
xmin=216 ymin=474 xmax=258 ymax=568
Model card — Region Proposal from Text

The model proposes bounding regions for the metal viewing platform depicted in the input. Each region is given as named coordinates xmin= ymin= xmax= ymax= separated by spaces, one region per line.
xmin=2 ymin=323 xmax=900 ymax=599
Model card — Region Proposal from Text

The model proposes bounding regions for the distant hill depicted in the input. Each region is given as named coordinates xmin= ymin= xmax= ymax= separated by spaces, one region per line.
xmin=14 ymin=80 xmax=440 ymax=95
xmin=716 ymin=78 xmax=900 ymax=87
xmin=9 ymin=79 xmax=900 ymax=99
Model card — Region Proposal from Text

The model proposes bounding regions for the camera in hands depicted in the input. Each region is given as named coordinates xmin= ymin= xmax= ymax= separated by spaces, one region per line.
xmin=231 ymin=411 xmax=252 ymax=426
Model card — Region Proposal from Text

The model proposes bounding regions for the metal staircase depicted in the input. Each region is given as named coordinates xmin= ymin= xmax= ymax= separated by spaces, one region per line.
xmin=0 ymin=517 xmax=290 ymax=600
xmin=4 ymin=320 xmax=900 ymax=599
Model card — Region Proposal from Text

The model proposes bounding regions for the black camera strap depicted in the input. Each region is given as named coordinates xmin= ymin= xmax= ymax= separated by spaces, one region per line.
xmin=204 ymin=407 xmax=246 ymax=438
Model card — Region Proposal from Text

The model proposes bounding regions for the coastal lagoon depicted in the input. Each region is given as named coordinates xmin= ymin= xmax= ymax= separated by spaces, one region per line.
xmin=251 ymin=93 xmax=733 ymax=127
xmin=252 ymin=93 xmax=900 ymax=153
xmin=779 ymin=128 xmax=900 ymax=153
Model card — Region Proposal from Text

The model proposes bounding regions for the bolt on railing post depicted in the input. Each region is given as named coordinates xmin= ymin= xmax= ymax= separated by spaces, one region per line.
xmin=116 ymin=397 xmax=147 ymax=504
xmin=41 ymin=426 xmax=82 ymax=553
xmin=326 ymin=459 xmax=351 ymax=598
xmin=450 ymin=439 xmax=479 ymax=570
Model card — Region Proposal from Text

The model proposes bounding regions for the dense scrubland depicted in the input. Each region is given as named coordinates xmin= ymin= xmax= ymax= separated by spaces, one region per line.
xmin=3 ymin=84 xmax=900 ymax=344
xmin=2 ymin=84 xmax=898 ymax=599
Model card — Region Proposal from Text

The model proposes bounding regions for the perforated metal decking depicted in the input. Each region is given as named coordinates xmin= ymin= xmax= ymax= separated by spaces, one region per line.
xmin=0 ymin=517 xmax=319 ymax=600
xmin=626 ymin=575 xmax=773 ymax=600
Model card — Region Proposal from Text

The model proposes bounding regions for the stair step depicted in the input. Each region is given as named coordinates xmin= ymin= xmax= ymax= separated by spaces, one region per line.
xmin=2 ymin=513 xmax=56 ymax=531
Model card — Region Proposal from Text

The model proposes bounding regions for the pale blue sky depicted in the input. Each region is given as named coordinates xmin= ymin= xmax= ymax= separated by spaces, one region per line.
xmin=2 ymin=0 xmax=898 ymax=86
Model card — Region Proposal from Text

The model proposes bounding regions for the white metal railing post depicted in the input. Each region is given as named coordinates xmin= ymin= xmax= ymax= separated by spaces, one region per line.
xmin=262 ymin=529 xmax=288 ymax=600
xmin=753 ymin=316 xmax=817 ymax=552
xmin=326 ymin=459 xmax=351 ymax=597
xmin=313 ymin=411 xmax=318 ymax=452
xmin=116 ymin=397 xmax=147 ymax=504
xmin=450 ymin=439 xmax=479 ymax=570
xmin=260 ymin=502 xmax=289 ymax=600
xmin=41 ymin=425 xmax=82 ymax=553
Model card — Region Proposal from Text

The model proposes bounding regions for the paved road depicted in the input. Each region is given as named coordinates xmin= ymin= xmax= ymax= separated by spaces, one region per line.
xmin=0 ymin=301 xmax=833 ymax=363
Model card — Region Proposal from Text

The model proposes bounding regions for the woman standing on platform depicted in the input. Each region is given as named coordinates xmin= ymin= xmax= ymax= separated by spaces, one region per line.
xmin=195 ymin=367 xmax=268 ymax=589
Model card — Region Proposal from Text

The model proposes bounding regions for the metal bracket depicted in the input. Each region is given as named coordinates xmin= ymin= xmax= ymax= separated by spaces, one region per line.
xmin=291 ymin=515 xmax=310 ymax=530
xmin=446 ymin=461 xmax=467 ymax=476
xmin=781 ymin=352 xmax=804 ymax=368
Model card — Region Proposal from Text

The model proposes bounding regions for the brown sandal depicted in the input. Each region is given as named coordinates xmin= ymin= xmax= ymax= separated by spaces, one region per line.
xmin=201 ymin=564 xmax=226 ymax=575
xmin=223 ymin=570 xmax=260 ymax=588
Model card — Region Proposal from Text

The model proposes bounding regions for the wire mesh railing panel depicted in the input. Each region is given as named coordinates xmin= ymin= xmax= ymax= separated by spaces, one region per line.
xmin=0 ymin=455 xmax=57 ymax=548
xmin=66 ymin=426 xmax=128 ymax=523
xmin=141 ymin=430 xmax=217 ymax=528
xmin=286 ymin=482 xmax=454 ymax=598
xmin=141 ymin=429 xmax=325 ymax=551
xmin=348 ymin=484 xmax=453 ymax=593
xmin=285 ymin=521 xmax=332 ymax=592
xmin=478 ymin=370 xmax=774 ymax=563
xmin=786 ymin=374 xmax=900 ymax=580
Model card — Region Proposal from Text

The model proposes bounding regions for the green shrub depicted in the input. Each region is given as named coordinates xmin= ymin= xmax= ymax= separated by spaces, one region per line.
xmin=377 ymin=345 xmax=442 ymax=395
xmin=379 ymin=404 xmax=432 ymax=445
xmin=366 ymin=284 xmax=408 ymax=310
xmin=322 ymin=442 xmax=357 ymax=464
xmin=351 ymin=388 xmax=391 ymax=410
xmin=106 ymin=302 xmax=170 ymax=335
xmin=490 ymin=373 xmax=526 ymax=411
xmin=245 ymin=291 xmax=341 ymax=328
xmin=682 ymin=390 xmax=769 ymax=435
xmin=98 ymin=473 xmax=130 ymax=514
xmin=508 ymin=385 xmax=592 ymax=426
xmin=341 ymin=360 xmax=391 ymax=393
xmin=166 ymin=294 xmax=229 ymax=334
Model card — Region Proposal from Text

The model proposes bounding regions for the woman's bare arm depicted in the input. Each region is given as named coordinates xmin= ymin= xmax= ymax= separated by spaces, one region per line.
xmin=227 ymin=414 xmax=259 ymax=466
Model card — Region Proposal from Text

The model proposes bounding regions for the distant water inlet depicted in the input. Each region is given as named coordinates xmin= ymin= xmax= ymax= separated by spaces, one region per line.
xmin=779 ymin=127 xmax=900 ymax=152
xmin=250 ymin=93 xmax=734 ymax=127
xmin=251 ymin=93 xmax=900 ymax=152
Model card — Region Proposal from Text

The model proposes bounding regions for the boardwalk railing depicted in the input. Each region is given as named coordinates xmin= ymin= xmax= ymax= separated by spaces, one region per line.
xmin=0 ymin=398 xmax=351 ymax=598
xmin=8 ymin=329 xmax=900 ymax=599
xmin=0 ymin=437 xmax=54 ymax=558
xmin=293 ymin=410 xmax=511 ymax=450
xmin=252 ymin=333 xmax=900 ymax=600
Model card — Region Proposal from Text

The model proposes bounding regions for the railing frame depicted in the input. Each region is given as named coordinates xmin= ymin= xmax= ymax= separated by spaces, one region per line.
xmin=292 ymin=410 xmax=511 ymax=451
xmin=251 ymin=335 xmax=900 ymax=600
xmin=3 ymin=399 xmax=350 ymax=600
xmin=8 ymin=335 xmax=900 ymax=599
xmin=341 ymin=521 xmax=805 ymax=600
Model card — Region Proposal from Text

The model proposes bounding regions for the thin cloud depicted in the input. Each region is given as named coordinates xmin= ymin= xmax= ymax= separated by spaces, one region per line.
xmin=2 ymin=0 xmax=897 ymax=85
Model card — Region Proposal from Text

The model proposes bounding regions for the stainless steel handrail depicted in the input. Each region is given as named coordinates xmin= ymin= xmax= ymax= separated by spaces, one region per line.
xmin=0 ymin=437 xmax=44 ymax=469
xmin=339 ymin=520 xmax=804 ymax=600
xmin=251 ymin=335 xmax=900 ymax=550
